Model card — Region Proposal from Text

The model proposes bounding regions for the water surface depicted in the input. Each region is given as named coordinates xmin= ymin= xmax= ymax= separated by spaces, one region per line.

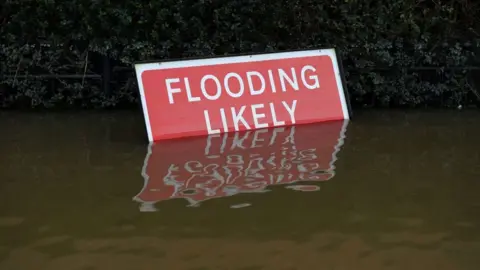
xmin=0 ymin=110 xmax=479 ymax=270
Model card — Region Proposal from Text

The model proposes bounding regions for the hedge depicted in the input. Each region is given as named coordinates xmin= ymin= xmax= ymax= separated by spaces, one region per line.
xmin=1 ymin=0 xmax=479 ymax=109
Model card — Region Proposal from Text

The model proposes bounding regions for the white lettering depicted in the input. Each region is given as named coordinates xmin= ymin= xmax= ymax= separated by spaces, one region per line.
xmin=246 ymin=71 xmax=266 ymax=95
xmin=166 ymin=65 xmax=322 ymax=103
xmin=267 ymin=70 xmax=277 ymax=93
xmin=200 ymin=75 xmax=222 ymax=100
xmin=165 ymin=78 xmax=181 ymax=104
xmin=278 ymin=68 xmax=299 ymax=92
xmin=301 ymin=65 xmax=320 ymax=90
xmin=251 ymin=104 xmax=269 ymax=129
xmin=220 ymin=108 xmax=228 ymax=132
xmin=282 ymin=100 xmax=297 ymax=124
xmin=231 ymin=106 xmax=251 ymax=131
xmin=224 ymin=72 xmax=245 ymax=98
xmin=269 ymin=102 xmax=285 ymax=126
xmin=204 ymin=110 xmax=220 ymax=134
xmin=184 ymin=78 xmax=201 ymax=102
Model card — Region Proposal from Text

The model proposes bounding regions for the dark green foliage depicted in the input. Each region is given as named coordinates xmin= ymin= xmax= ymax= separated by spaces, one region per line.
xmin=1 ymin=0 xmax=479 ymax=108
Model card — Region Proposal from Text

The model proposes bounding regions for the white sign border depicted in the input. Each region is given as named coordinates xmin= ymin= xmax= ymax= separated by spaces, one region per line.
xmin=134 ymin=48 xmax=351 ymax=142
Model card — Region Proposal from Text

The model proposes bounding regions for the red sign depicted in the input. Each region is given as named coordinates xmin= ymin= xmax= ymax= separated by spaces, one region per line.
xmin=134 ymin=49 xmax=351 ymax=142
xmin=133 ymin=120 xmax=349 ymax=211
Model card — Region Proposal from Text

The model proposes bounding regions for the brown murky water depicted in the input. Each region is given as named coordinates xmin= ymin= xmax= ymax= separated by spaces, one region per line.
xmin=0 ymin=110 xmax=479 ymax=270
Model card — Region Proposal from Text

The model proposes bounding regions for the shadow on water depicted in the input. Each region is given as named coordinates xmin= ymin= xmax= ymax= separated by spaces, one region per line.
xmin=0 ymin=110 xmax=479 ymax=270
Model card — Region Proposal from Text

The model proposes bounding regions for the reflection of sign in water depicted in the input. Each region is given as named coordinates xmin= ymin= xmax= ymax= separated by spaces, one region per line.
xmin=133 ymin=120 xmax=349 ymax=212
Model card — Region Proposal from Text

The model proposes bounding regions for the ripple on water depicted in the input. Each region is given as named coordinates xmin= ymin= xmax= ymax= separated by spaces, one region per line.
xmin=0 ymin=217 xmax=24 ymax=227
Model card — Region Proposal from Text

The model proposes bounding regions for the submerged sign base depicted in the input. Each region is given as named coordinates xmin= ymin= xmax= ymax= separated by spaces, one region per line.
xmin=134 ymin=49 xmax=351 ymax=142
xmin=133 ymin=120 xmax=349 ymax=211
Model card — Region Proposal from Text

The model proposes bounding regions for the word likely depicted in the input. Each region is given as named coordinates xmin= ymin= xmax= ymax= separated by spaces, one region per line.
xmin=204 ymin=126 xmax=296 ymax=156
xmin=165 ymin=66 xmax=320 ymax=104
xmin=204 ymin=100 xmax=297 ymax=134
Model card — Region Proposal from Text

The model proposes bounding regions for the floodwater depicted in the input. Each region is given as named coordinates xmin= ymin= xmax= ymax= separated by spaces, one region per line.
xmin=0 ymin=110 xmax=479 ymax=270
